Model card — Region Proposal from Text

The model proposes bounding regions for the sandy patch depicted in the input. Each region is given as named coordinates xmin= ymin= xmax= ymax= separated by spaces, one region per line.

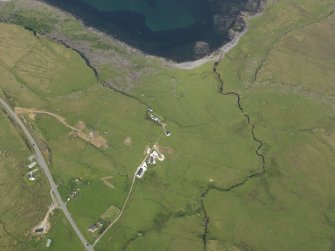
xmin=70 ymin=130 xmax=108 ymax=148
xmin=123 ymin=137 xmax=132 ymax=146
xmin=75 ymin=120 xmax=86 ymax=131
xmin=89 ymin=131 xmax=108 ymax=148
xmin=100 ymin=176 xmax=114 ymax=189
xmin=27 ymin=112 xmax=36 ymax=120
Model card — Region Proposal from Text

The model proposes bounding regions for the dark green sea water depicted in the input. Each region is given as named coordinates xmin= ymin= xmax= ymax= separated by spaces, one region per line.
xmin=43 ymin=0 xmax=246 ymax=61
xmin=82 ymin=0 xmax=196 ymax=31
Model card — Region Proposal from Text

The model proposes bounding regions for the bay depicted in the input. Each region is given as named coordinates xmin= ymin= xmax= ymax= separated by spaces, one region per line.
xmin=43 ymin=0 xmax=241 ymax=61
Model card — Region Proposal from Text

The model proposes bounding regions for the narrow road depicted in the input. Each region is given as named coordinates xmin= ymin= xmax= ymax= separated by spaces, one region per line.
xmin=0 ymin=98 xmax=93 ymax=251
xmin=93 ymin=171 xmax=136 ymax=247
xmin=92 ymin=152 xmax=149 ymax=247
xmin=93 ymin=128 xmax=165 ymax=247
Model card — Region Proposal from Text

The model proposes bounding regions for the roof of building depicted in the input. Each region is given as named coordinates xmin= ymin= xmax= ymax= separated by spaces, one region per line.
xmin=88 ymin=224 xmax=98 ymax=232
xmin=150 ymin=150 xmax=159 ymax=157
xmin=28 ymin=172 xmax=36 ymax=181
xmin=46 ymin=239 xmax=52 ymax=247
xmin=137 ymin=168 xmax=143 ymax=176
xmin=28 ymin=161 xmax=37 ymax=168
xmin=35 ymin=228 xmax=44 ymax=233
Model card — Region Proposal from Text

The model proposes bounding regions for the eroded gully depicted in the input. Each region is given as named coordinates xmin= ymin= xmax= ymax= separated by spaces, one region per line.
xmin=199 ymin=59 xmax=266 ymax=250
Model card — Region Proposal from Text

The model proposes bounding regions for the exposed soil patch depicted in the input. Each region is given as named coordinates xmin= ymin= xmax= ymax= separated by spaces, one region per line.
xmin=15 ymin=107 xmax=108 ymax=148
xmin=156 ymin=144 xmax=174 ymax=155
xmin=100 ymin=176 xmax=114 ymax=189
xmin=73 ymin=130 xmax=107 ymax=148
xmin=123 ymin=136 xmax=132 ymax=146
xmin=27 ymin=112 xmax=36 ymax=121
xmin=32 ymin=202 xmax=56 ymax=236
xmin=75 ymin=120 xmax=86 ymax=131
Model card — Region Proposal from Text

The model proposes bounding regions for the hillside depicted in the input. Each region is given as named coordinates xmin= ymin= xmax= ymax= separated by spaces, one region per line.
xmin=0 ymin=0 xmax=335 ymax=250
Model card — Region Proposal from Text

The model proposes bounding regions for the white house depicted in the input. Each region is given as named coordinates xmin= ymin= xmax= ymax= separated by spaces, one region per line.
xmin=46 ymin=239 xmax=52 ymax=248
xmin=136 ymin=162 xmax=148 ymax=178
xmin=28 ymin=161 xmax=37 ymax=169
xmin=28 ymin=172 xmax=36 ymax=181
xmin=148 ymin=150 xmax=165 ymax=164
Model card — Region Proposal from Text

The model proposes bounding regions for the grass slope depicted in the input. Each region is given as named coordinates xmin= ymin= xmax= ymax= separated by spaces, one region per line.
xmin=200 ymin=1 xmax=335 ymax=250
xmin=0 ymin=0 xmax=335 ymax=250
xmin=0 ymin=22 xmax=162 ymax=246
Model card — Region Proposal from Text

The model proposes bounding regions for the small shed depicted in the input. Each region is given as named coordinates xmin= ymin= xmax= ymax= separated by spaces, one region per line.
xmin=34 ymin=228 xmax=44 ymax=233
xmin=28 ymin=161 xmax=37 ymax=169
xmin=46 ymin=238 xmax=52 ymax=247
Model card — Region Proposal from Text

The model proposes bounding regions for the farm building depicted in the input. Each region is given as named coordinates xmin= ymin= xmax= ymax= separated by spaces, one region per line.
xmin=28 ymin=161 xmax=37 ymax=169
xmin=136 ymin=162 xmax=147 ymax=178
xmin=88 ymin=224 xmax=98 ymax=233
xmin=34 ymin=228 xmax=44 ymax=233
xmin=27 ymin=172 xmax=36 ymax=181
xmin=46 ymin=238 xmax=52 ymax=247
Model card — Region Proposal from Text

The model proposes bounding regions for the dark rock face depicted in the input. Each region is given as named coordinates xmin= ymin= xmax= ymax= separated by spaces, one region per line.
xmin=205 ymin=0 xmax=265 ymax=53
xmin=213 ymin=15 xmax=235 ymax=35
xmin=245 ymin=0 xmax=266 ymax=14
xmin=194 ymin=41 xmax=211 ymax=58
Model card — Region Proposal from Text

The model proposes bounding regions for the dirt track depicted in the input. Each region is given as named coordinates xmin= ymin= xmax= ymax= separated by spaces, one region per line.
xmin=15 ymin=107 xmax=107 ymax=148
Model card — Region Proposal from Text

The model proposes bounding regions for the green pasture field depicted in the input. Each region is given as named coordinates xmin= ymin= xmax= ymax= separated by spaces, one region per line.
xmin=0 ymin=22 xmax=162 ymax=245
xmin=42 ymin=210 xmax=84 ymax=251
xmin=0 ymin=0 xmax=335 ymax=250
xmin=98 ymin=0 xmax=335 ymax=250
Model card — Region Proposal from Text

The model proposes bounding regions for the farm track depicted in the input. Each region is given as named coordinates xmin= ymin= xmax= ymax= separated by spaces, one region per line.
xmin=14 ymin=107 xmax=107 ymax=148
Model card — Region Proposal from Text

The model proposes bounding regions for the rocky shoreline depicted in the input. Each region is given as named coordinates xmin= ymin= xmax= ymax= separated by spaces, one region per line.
xmin=171 ymin=9 xmax=265 ymax=70
xmin=171 ymin=19 xmax=249 ymax=70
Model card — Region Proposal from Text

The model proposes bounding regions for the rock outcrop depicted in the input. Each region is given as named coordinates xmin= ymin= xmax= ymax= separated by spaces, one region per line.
xmin=209 ymin=0 xmax=265 ymax=34
xmin=245 ymin=0 xmax=266 ymax=14
xmin=194 ymin=41 xmax=210 ymax=58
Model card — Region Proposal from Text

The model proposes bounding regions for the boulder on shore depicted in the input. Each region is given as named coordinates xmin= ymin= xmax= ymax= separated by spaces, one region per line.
xmin=194 ymin=41 xmax=210 ymax=58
